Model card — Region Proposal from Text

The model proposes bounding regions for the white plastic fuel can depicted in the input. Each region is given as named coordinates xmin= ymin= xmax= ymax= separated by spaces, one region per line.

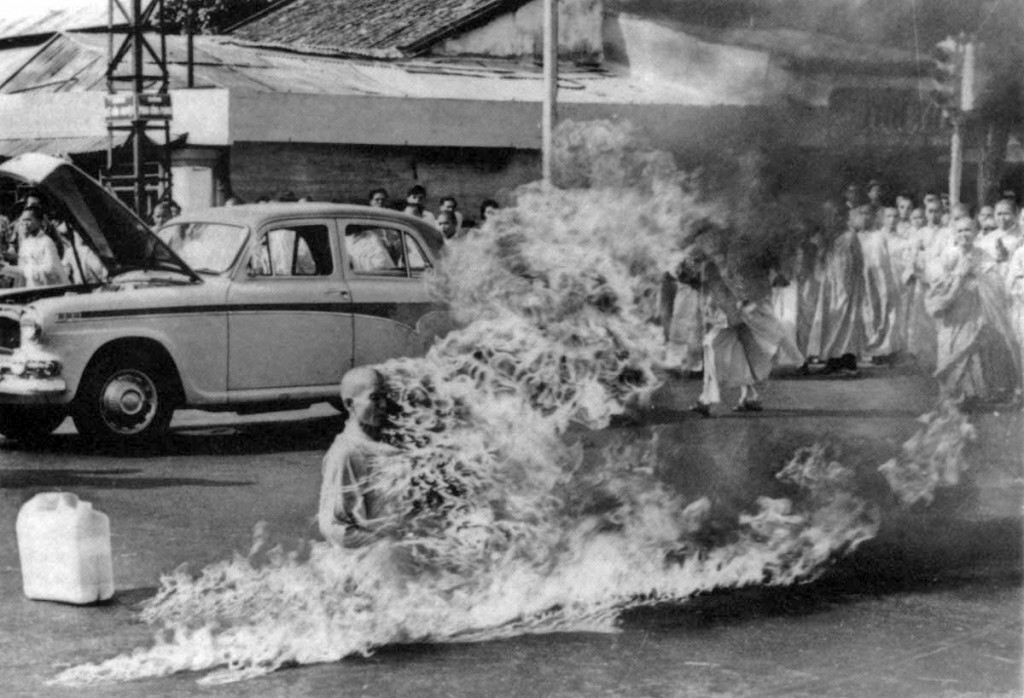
xmin=16 ymin=492 xmax=114 ymax=604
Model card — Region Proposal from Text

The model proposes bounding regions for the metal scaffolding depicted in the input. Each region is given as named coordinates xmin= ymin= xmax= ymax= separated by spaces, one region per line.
xmin=104 ymin=0 xmax=172 ymax=221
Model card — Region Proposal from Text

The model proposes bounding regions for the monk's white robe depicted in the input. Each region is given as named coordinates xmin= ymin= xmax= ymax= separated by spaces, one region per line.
xmin=795 ymin=245 xmax=823 ymax=357
xmin=318 ymin=420 xmax=399 ymax=548
xmin=1004 ymin=244 xmax=1024 ymax=369
xmin=905 ymin=224 xmax=944 ymax=370
xmin=885 ymin=229 xmax=915 ymax=356
xmin=806 ymin=231 xmax=865 ymax=360
xmin=698 ymin=262 xmax=794 ymax=405
xmin=926 ymin=247 xmax=1019 ymax=401
xmin=859 ymin=229 xmax=900 ymax=356
xmin=664 ymin=279 xmax=704 ymax=373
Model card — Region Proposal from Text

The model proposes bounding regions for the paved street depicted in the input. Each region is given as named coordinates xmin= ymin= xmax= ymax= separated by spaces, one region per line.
xmin=0 ymin=367 xmax=1021 ymax=697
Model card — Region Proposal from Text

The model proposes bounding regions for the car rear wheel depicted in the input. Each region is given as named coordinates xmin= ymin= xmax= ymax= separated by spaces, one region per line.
xmin=0 ymin=406 xmax=67 ymax=443
xmin=73 ymin=353 xmax=175 ymax=446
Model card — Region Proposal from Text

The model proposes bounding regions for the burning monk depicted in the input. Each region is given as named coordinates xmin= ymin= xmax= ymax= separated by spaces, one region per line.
xmin=925 ymin=217 xmax=1020 ymax=405
xmin=318 ymin=367 xmax=401 ymax=548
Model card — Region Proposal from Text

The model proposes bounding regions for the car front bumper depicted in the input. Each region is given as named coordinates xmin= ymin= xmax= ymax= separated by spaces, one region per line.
xmin=0 ymin=352 xmax=68 ymax=402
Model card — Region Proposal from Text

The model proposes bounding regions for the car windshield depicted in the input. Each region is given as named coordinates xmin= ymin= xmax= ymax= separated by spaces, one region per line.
xmin=157 ymin=222 xmax=249 ymax=275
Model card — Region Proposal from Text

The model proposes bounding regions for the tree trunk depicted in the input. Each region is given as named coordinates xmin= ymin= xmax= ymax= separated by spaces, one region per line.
xmin=977 ymin=119 xmax=1010 ymax=206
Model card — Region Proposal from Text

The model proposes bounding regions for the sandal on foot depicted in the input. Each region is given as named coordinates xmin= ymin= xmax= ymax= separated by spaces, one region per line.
xmin=690 ymin=402 xmax=712 ymax=418
xmin=733 ymin=399 xmax=763 ymax=412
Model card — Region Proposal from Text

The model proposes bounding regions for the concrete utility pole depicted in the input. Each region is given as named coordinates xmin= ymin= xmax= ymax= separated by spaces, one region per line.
xmin=542 ymin=0 xmax=558 ymax=185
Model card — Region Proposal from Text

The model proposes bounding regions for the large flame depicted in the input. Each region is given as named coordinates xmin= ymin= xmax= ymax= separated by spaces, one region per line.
xmin=52 ymin=121 xmax=977 ymax=686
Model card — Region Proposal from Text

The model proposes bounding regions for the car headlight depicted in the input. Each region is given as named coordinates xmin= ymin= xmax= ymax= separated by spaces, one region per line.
xmin=19 ymin=308 xmax=42 ymax=344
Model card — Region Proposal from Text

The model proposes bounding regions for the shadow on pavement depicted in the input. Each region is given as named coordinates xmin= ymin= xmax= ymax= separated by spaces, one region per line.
xmin=0 ymin=468 xmax=254 ymax=489
xmin=0 ymin=414 xmax=343 ymax=458
xmin=621 ymin=515 xmax=1023 ymax=629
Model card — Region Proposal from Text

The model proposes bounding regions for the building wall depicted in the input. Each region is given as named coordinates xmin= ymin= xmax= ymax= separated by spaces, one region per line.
xmin=228 ymin=142 xmax=541 ymax=221
xmin=438 ymin=0 xmax=603 ymax=64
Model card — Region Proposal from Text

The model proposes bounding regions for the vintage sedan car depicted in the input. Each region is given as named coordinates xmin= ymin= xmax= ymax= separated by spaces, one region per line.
xmin=0 ymin=153 xmax=452 ymax=446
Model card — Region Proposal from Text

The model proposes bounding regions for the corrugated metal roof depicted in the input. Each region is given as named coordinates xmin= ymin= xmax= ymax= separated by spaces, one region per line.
xmin=230 ymin=0 xmax=529 ymax=54
xmin=0 ymin=133 xmax=125 ymax=158
xmin=0 ymin=3 xmax=111 ymax=42
xmin=0 ymin=32 xmax=772 ymax=106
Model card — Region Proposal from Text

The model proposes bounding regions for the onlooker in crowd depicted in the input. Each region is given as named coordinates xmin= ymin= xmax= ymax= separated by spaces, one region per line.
xmin=479 ymin=199 xmax=500 ymax=224
xmin=22 ymin=193 xmax=63 ymax=257
xmin=368 ymin=188 xmax=389 ymax=208
xmin=993 ymin=198 xmax=1022 ymax=264
xmin=865 ymin=179 xmax=885 ymax=227
xmin=438 ymin=196 xmax=463 ymax=235
xmin=151 ymin=201 xmax=174 ymax=228
xmin=909 ymin=207 xmax=926 ymax=231
xmin=0 ymin=207 xmax=15 ymax=264
xmin=437 ymin=211 xmax=460 ymax=241
xmin=843 ymin=182 xmax=862 ymax=213
xmin=403 ymin=185 xmax=437 ymax=227
xmin=17 ymin=206 xmax=68 ymax=288
xmin=895 ymin=193 xmax=915 ymax=237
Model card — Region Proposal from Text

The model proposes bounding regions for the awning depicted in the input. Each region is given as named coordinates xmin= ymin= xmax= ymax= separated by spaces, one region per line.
xmin=0 ymin=133 xmax=127 ymax=158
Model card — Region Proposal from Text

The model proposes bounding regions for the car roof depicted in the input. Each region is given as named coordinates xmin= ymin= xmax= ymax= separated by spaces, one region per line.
xmin=169 ymin=203 xmax=446 ymax=254
xmin=173 ymin=203 xmax=420 ymax=228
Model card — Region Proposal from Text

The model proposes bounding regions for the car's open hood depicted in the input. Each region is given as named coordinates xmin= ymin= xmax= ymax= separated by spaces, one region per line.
xmin=0 ymin=153 xmax=197 ymax=281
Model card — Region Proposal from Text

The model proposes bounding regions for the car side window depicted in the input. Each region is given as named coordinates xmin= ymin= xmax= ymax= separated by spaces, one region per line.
xmin=403 ymin=232 xmax=430 ymax=275
xmin=345 ymin=224 xmax=400 ymax=275
xmin=343 ymin=223 xmax=433 ymax=278
xmin=249 ymin=224 xmax=333 ymax=277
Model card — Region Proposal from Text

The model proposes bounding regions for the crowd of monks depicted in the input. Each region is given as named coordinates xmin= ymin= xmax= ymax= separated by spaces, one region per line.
xmin=664 ymin=190 xmax=1024 ymax=412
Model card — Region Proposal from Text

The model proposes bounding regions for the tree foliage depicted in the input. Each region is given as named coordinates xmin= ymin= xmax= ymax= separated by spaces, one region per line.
xmin=159 ymin=0 xmax=275 ymax=34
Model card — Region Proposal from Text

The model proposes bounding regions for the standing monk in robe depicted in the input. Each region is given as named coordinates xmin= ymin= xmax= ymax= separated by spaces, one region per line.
xmin=885 ymin=206 xmax=915 ymax=361
xmin=926 ymin=218 xmax=1019 ymax=405
xmin=806 ymin=207 xmax=867 ymax=374
xmin=661 ymin=253 xmax=704 ymax=375
xmin=796 ymin=228 xmax=826 ymax=360
xmin=1004 ymin=238 xmax=1024 ymax=375
xmin=905 ymin=195 xmax=945 ymax=370
xmin=690 ymin=235 xmax=798 ymax=417
xmin=860 ymin=207 xmax=900 ymax=361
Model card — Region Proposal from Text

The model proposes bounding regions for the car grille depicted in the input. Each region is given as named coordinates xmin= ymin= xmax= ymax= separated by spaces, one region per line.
xmin=0 ymin=316 xmax=18 ymax=352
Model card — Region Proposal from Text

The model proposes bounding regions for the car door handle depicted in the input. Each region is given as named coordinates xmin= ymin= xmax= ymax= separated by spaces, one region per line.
xmin=326 ymin=289 xmax=350 ymax=298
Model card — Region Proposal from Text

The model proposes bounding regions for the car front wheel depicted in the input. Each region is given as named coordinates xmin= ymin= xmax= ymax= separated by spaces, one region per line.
xmin=73 ymin=353 xmax=175 ymax=446
xmin=0 ymin=406 xmax=67 ymax=444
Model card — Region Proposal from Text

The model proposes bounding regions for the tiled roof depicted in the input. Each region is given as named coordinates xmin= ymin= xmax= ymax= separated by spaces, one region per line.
xmin=230 ymin=0 xmax=531 ymax=55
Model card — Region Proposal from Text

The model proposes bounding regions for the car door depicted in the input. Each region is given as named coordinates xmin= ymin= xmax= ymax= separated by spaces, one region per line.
xmin=340 ymin=219 xmax=445 ymax=365
xmin=226 ymin=218 xmax=353 ymax=393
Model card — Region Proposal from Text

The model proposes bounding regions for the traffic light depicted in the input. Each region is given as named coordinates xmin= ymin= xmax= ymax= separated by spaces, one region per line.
xmin=931 ymin=36 xmax=962 ymax=120
xmin=931 ymin=35 xmax=978 ymax=119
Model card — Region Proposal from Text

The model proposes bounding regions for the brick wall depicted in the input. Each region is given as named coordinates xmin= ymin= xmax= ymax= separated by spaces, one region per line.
xmin=229 ymin=142 xmax=540 ymax=223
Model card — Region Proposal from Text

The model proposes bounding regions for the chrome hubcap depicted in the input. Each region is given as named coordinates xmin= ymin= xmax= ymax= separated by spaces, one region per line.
xmin=99 ymin=370 xmax=157 ymax=435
